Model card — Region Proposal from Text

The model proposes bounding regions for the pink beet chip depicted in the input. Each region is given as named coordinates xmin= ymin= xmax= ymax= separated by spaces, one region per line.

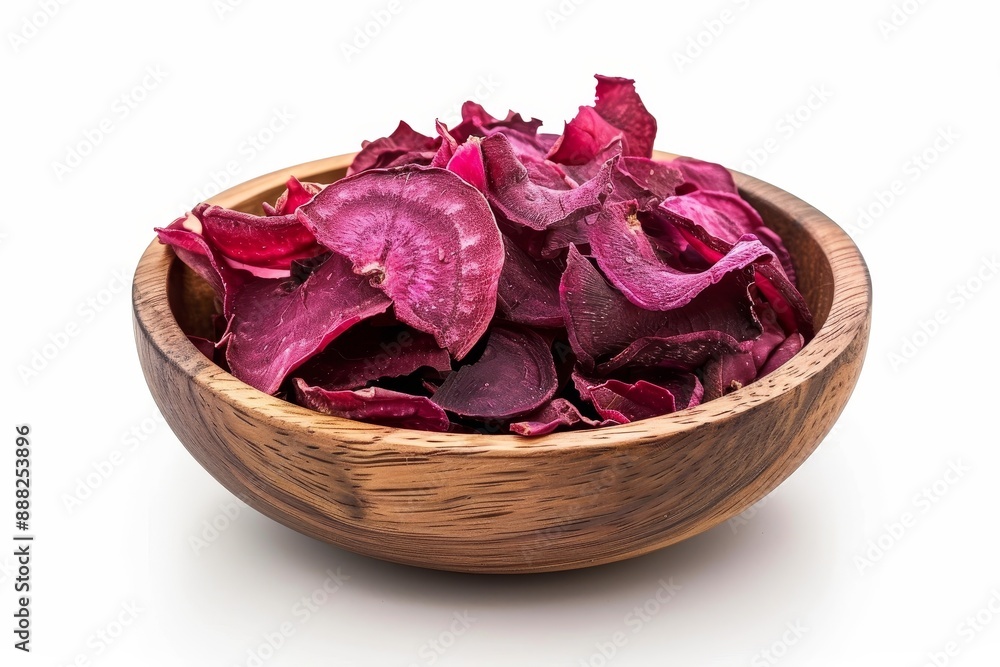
xmin=225 ymin=252 xmax=392 ymax=395
xmin=509 ymin=398 xmax=615 ymax=436
xmin=431 ymin=325 xmax=558 ymax=420
xmin=297 ymin=166 xmax=504 ymax=360
xmin=294 ymin=379 xmax=451 ymax=432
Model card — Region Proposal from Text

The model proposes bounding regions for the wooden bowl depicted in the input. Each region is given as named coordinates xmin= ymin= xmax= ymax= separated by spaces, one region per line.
xmin=133 ymin=151 xmax=871 ymax=574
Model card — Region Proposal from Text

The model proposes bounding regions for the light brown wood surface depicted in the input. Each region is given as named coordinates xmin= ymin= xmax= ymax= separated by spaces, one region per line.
xmin=132 ymin=151 xmax=872 ymax=573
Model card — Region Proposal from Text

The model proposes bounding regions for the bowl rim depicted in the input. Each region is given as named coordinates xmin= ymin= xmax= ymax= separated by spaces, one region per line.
xmin=133 ymin=150 xmax=871 ymax=452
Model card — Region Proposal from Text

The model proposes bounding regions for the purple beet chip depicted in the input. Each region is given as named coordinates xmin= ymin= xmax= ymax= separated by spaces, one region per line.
xmin=225 ymin=252 xmax=392 ymax=395
xmin=509 ymin=398 xmax=615 ymax=436
xmin=431 ymin=325 xmax=558 ymax=420
xmin=297 ymin=166 xmax=504 ymax=360
xmin=294 ymin=379 xmax=451 ymax=432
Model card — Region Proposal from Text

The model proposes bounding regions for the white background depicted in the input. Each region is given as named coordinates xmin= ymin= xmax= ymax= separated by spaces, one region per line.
xmin=3 ymin=0 xmax=999 ymax=665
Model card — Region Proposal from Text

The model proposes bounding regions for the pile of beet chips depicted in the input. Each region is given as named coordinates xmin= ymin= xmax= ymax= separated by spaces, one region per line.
xmin=157 ymin=75 xmax=813 ymax=435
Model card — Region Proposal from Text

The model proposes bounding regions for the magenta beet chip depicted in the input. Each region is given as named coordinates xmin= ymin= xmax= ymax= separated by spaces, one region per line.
xmin=671 ymin=156 xmax=738 ymax=195
xmin=297 ymin=166 xmax=504 ymax=360
xmin=496 ymin=235 xmax=564 ymax=327
xmin=294 ymin=379 xmax=451 ymax=432
xmin=588 ymin=200 xmax=775 ymax=312
xmin=225 ymin=252 xmax=392 ymax=395
xmin=759 ymin=333 xmax=806 ymax=376
xmin=572 ymin=373 xmax=675 ymax=423
xmin=194 ymin=203 xmax=323 ymax=276
xmin=509 ymin=398 xmax=615 ymax=436
xmin=559 ymin=245 xmax=760 ymax=370
xmin=348 ymin=121 xmax=439 ymax=176
xmin=272 ymin=177 xmax=324 ymax=215
xmin=480 ymin=133 xmax=615 ymax=231
xmin=597 ymin=331 xmax=751 ymax=375
xmin=294 ymin=324 xmax=451 ymax=391
xmin=431 ymin=325 xmax=558 ymax=420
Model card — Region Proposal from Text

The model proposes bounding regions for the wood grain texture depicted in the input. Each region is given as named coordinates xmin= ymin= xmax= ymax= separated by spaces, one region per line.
xmin=132 ymin=151 xmax=872 ymax=573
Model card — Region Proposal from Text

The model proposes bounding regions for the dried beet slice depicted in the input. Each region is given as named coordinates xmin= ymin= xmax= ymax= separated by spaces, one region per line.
xmin=225 ymin=253 xmax=392 ymax=395
xmin=431 ymin=325 xmax=558 ymax=419
xmin=671 ymin=156 xmax=738 ymax=194
xmin=759 ymin=333 xmax=806 ymax=376
xmin=294 ymin=324 xmax=451 ymax=391
xmin=559 ymin=246 xmax=760 ymax=370
xmin=509 ymin=398 xmax=615 ymax=436
xmin=548 ymin=76 xmax=657 ymax=163
xmin=701 ymin=348 xmax=758 ymax=400
xmin=348 ymin=121 xmax=439 ymax=175
xmin=273 ymin=177 xmax=324 ymax=215
xmin=297 ymin=166 xmax=504 ymax=360
xmin=194 ymin=204 xmax=323 ymax=275
xmin=572 ymin=373 xmax=675 ymax=423
xmin=662 ymin=207 xmax=814 ymax=338
xmin=294 ymin=379 xmax=451 ymax=432
xmin=496 ymin=235 xmax=563 ymax=327
xmin=154 ymin=217 xmax=246 ymax=318
xmin=446 ymin=138 xmax=487 ymax=192
xmin=588 ymin=200 xmax=775 ymax=312
xmin=596 ymin=331 xmax=750 ymax=375
xmin=480 ymin=133 xmax=615 ymax=231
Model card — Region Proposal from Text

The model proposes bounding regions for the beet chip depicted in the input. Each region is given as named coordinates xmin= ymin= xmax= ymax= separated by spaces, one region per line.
xmin=272 ymin=177 xmax=324 ymax=215
xmin=509 ymin=398 xmax=615 ymax=436
xmin=671 ymin=156 xmax=739 ymax=195
xmin=226 ymin=253 xmax=392 ymax=395
xmin=194 ymin=204 xmax=322 ymax=276
xmin=294 ymin=324 xmax=451 ymax=391
xmin=431 ymin=325 xmax=558 ymax=420
xmin=589 ymin=200 xmax=775 ymax=312
xmin=294 ymin=379 xmax=451 ymax=432
xmin=297 ymin=166 xmax=504 ymax=360
xmin=572 ymin=374 xmax=675 ymax=423
xmin=496 ymin=235 xmax=564 ymax=327
xmin=347 ymin=121 xmax=438 ymax=175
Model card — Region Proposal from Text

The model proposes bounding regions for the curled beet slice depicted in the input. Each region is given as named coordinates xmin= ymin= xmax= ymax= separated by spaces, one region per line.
xmin=348 ymin=121 xmax=439 ymax=175
xmin=702 ymin=349 xmax=758 ymax=400
xmin=155 ymin=217 xmax=246 ymax=318
xmin=431 ymin=325 xmax=558 ymax=419
xmin=192 ymin=204 xmax=323 ymax=276
xmin=759 ymin=333 xmax=806 ymax=376
xmin=297 ymin=166 xmax=503 ymax=360
xmin=509 ymin=398 xmax=614 ymax=436
xmin=272 ymin=177 xmax=324 ymax=215
xmin=225 ymin=253 xmax=392 ymax=395
xmin=671 ymin=156 xmax=738 ymax=195
xmin=294 ymin=379 xmax=450 ymax=432
xmin=548 ymin=75 xmax=657 ymax=164
xmin=446 ymin=138 xmax=487 ymax=192
xmin=572 ymin=373 xmax=675 ymax=423
xmin=294 ymin=324 xmax=451 ymax=391
xmin=596 ymin=331 xmax=750 ymax=375
xmin=496 ymin=235 xmax=563 ymax=327
xmin=480 ymin=133 xmax=615 ymax=231
xmin=588 ymin=200 xmax=775 ymax=312
xmin=559 ymin=246 xmax=760 ymax=370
